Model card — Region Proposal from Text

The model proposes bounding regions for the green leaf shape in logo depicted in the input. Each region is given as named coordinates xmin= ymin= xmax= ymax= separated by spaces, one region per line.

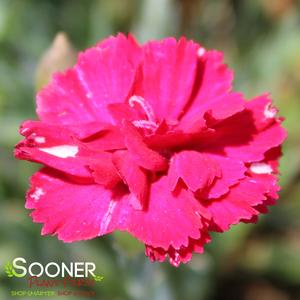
xmin=93 ymin=274 xmax=104 ymax=282
xmin=5 ymin=262 xmax=15 ymax=278
xmin=4 ymin=261 xmax=24 ymax=278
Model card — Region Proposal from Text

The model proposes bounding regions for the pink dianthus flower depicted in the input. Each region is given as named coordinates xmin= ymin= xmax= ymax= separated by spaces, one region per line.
xmin=15 ymin=34 xmax=287 ymax=266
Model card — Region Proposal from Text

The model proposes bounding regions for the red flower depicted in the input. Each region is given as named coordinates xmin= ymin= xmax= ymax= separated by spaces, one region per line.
xmin=15 ymin=34 xmax=287 ymax=266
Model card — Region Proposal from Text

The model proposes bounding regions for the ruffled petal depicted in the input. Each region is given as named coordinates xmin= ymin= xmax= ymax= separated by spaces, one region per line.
xmin=141 ymin=37 xmax=199 ymax=121
xmin=113 ymin=150 xmax=148 ymax=210
xmin=26 ymin=168 xmax=121 ymax=242
xmin=15 ymin=120 xmax=122 ymax=181
xmin=145 ymin=231 xmax=211 ymax=266
xmin=15 ymin=121 xmax=92 ymax=178
xmin=180 ymin=92 xmax=245 ymax=132
xmin=202 ymin=95 xmax=287 ymax=162
xmin=193 ymin=50 xmax=233 ymax=103
xmin=168 ymin=151 xmax=221 ymax=192
xmin=37 ymin=33 xmax=142 ymax=125
xmin=122 ymin=120 xmax=168 ymax=172
xmin=246 ymin=94 xmax=281 ymax=130
xmin=245 ymin=147 xmax=282 ymax=218
xmin=180 ymin=50 xmax=238 ymax=125
xmin=205 ymin=177 xmax=268 ymax=232
xmin=117 ymin=176 xmax=204 ymax=250
xmin=168 ymin=151 xmax=246 ymax=199
xmin=202 ymin=153 xmax=246 ymax=199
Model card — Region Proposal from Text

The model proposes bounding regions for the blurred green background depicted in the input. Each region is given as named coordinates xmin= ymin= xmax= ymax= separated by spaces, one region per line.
xmin=0 ymin=0 xmax=300 ymax=299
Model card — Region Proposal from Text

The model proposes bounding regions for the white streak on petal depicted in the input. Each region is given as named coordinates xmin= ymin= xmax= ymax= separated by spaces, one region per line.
xmin=39 ymin=145 xmax=78 ymax=158
xmin=197 ymin=47 xmax=206 ymax=57
xmin=250 ymin=163 xmax=273 ymax=174
xmin=249 ymin=179 xmax=257 ymax=183
xmin=99 ymin=200 xmax=117 ymax=236
xmin=264 ymin=103 xmax=277 ymax=119
xmin=58 ymin=111 xmax=67 ymax=117
xmin=76 ymin=68 xmax=94 ymax=100
xmin=31 ymin=187 xmax=45 ymax=201
xmin=35 ymin=136 xmax=46 ymax=143
xmin=170 ymin=252 xmax=180 ymax=267
xmin=21 ymin=128 xmax=29 ymax=134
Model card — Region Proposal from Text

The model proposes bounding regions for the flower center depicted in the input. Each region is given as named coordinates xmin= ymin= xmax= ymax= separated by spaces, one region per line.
xmin=129 ymin=95 xmax=158 ymax=132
